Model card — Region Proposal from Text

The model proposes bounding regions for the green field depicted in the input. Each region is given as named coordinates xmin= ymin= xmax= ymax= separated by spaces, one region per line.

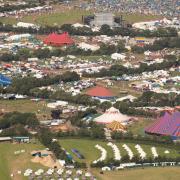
xmin=120 ymin=13 xmax=162 ymax=24
xmin=60 ymin=139 xmax=180 ymax=180
xmin=0 ymin=9 xmax=162 ymax=26
xmin=128 ymin=118 xmax=155 ymax=135
xmin=60 ymin=139 xmax=179 ymax=164
xmin=0 ymin=139 xmax=179 ymax=180
xmin=96 ymin=80 xmax=142 ymax=97
xmin=93 ymin=167 xmax=180 ymax=180
xmin=0 ymin=99 xmax=51 ymax=120
xmin=0 ymin=9 xmax=91 ymax=26
xmin=0 ymin=142 xmax=44 ymax=180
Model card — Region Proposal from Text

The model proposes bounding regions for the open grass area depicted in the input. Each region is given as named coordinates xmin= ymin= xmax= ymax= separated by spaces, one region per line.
xmin=128 ymin=118 xmax=155 ymax=136
xmin=0 ymin=9 xmax=162 ymax=26
xmin=60 ymin=138 xmax=180 ymax=179
xmin=60 ymin=139 xmax=180 ymax=164
xmin=95 ymin=80 xmax=142 ymax=97
xmin=118 ymin=13 xmax=162 ymax=24
xmin=0 ymin=9 xmax=91 ymax=26
xmin=0 ymin=99 xmax=51 ymax=120
xmin=0 ymin=139 xmax=179 ymax=180
xmin=0 ymin=142 xmax=44 ymax=180
xmin=93 ymin=167 xmax=180 ymax=180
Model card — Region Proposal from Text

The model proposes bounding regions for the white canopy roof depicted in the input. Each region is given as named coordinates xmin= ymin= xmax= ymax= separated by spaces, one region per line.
xmin=78 ymin=42 xmax=100 ymax=51
xmin=111 ymin=53 xmax=126 ymax=60
xmin=116 ymin=95 xmax=137 ymax=102
xmin=94 ymin=107 xmax=130 ymax=124
xmin=17 ymin=22 xmax=38 ymax=28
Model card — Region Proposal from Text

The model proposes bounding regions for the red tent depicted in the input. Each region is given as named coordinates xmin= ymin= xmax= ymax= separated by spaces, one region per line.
xmin=44 ymin=32 xmax=74 ymax=46
xmin=86 ymin=86 xmax=114 ymax=99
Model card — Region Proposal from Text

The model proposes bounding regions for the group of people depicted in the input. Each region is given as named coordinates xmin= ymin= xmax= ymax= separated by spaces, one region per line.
xmin=79 ymin=0 xmax=179 ymax=17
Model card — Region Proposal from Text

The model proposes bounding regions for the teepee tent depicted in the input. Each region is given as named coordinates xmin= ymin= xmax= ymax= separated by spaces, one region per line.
xmin=94 ymin=107 xmax=131 ymax=124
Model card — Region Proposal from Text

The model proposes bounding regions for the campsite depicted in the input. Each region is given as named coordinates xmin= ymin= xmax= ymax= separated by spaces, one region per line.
xmin=0 ymin=139 xmax=179 ymax=180
xmin=0 ymin=0 xmax=179 ymax=180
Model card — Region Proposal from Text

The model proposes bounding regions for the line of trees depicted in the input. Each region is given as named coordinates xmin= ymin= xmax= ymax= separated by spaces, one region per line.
xmin=5 ymin=71 xmax=80 ymax=95
xmin=132 ymin=37 xmax=180 ymax=53
xmin=114 ymin=91 xmax=180 ymax=112
xmin=0 ymin=112 xmax=39 ymax=137
xmin=38 ymin=127 xmax=73 ymax=164
xmin=0 ymin=22 xmax=178 ymax=38
xmin=0 ymin=112 xmax=39 ymax=129
xmin=91 ymin=155 xmax=180 ymax=168
xmin=83 ymin=55 xmax=179 ymax=77
xmin=0 ymin=41 xmax=127 ymax=62
xmin=0 ymin=38 xmax=179 ymax=62
xmin=0 ymin=3 xmax=38 ymax=13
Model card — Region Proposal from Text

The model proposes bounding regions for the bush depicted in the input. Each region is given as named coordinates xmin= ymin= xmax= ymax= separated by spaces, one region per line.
xmin=0 ymin=112 xmax=39 ymax=129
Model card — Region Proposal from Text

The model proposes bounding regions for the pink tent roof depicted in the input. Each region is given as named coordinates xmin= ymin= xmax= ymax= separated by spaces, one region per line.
xmin=145 ymin=111 xmax=180 ymax=137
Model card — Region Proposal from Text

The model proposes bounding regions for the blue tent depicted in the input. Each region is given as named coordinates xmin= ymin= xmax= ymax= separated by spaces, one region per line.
xmin=0 ymin=74 xmax=11 ymax=86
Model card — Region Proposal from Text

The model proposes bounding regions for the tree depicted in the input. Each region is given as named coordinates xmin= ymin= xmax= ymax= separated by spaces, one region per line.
xmin=0 ymin=53 xmax=15 ymax=62
xmin=99 ymin=43 xmax=116 ymax=55
xmin=38 ymin=128 xmax=53 ymax=146
xmin=121 ymin=155 xmax=130 ymax=162
xmin=61 ymin=71 xmax=80 ymax=82
xmin=99 ymin=101 xmax=112 ymax=112
xmin=0 ymin=124 xmax=29 ymax=137
xmin=116 ymin=41 xmax=126 ymax=53
xmin=91 ymin=125 xmax=105 ymax=139
xmin=51 ymin=109 xmax=62 ymax=119
xmin=131 ymin=46 xmax=145 ymax=54
xmin=0 ymin=112 xmax=39 ymax=129
xmin=100 ymin=24 xmax=113 ymax=35
xmin=17 ymin=48 xmax=31 ymax=60
xmin=34 ymin=48 xmax=51 ymax=59
xmin=61 ymin=24 xmax=74 ymax=34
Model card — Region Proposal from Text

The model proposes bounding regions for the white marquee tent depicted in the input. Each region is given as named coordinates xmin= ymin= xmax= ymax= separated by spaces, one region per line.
xmin=94 ymin=107 xmax=131 ymax=124
xmin=111 ymin=53 xmax=126 ymax=60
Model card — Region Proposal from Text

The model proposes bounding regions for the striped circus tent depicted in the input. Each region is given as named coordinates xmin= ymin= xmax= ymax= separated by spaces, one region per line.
xmin=106 ymin=121 xmax=126 ymax=132
xmin=94 ymin=107 xmax=131 ymax=124
xmin=145 ymin=111 xmax=180 ymax=140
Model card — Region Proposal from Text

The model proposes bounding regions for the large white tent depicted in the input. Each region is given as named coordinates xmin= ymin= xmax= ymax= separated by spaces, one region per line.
xmin=111 ymin=53 xmax=126 ymax=60
xmin=94 ymin=107 xmax=131 ymax=124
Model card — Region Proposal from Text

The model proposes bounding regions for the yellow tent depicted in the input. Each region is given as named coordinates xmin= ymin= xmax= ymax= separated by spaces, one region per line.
xmin=106 ymin=120 xmax=126 ymax=131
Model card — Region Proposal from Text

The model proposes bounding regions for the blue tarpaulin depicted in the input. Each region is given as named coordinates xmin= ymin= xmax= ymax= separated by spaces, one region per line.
xmin=0 ymin=74 xmax=11 ymax=86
